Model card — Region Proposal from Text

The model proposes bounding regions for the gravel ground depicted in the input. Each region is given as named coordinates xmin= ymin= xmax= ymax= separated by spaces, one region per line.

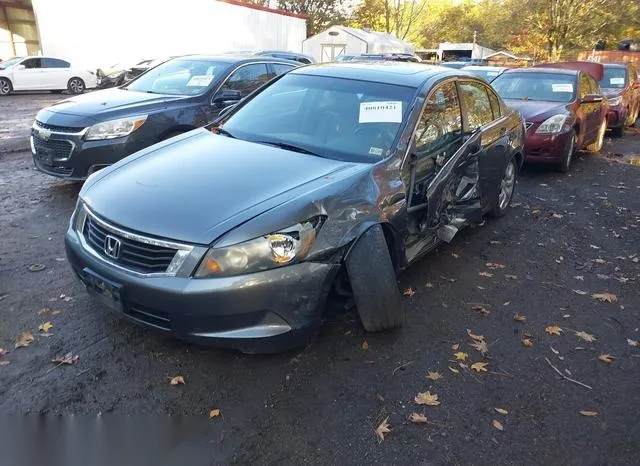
xmin=0 ymin=95 xmax=639 ymax=465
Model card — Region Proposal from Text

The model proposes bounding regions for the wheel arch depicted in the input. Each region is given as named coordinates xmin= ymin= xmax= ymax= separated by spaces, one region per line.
xmin=343 ymin=221 xmax=403 ymax=274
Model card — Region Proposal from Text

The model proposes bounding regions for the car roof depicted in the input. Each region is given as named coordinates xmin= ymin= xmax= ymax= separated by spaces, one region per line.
xmin=290 ymin=62 xmax=461 ymax=87
xmin=502 ymin=67 xmax=579 ymax=76
xmin=461 ymin=65 xmax=506 ymax=71
xmin=173 ymin=54 xmax=297 ymax=64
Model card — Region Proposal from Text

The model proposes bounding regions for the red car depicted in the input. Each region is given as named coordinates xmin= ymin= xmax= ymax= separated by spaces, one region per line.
xmin=599 ymin=63 xmax=640 ymax=136
xmin=492 ymin=67 xmax=608 ymax=172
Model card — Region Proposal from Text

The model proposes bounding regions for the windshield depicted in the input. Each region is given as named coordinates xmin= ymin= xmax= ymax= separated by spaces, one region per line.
xmin=221 ymin=73 xmax=415 ymax=163
xmin=125 ymin=59 xmax=229 ymax=96
xmin=600 ymin=67 xmax=627 ymax=89
xmin=492 ymin=72 xmax=577 ymax=103
xmin=0 ymin=57 xmax=25 ymax=69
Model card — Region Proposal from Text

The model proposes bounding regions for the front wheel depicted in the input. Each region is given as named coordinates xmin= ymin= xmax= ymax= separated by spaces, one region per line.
xmin=488 ymin=157 xmax=518 ymax=218
xmin=0 ymin=78 xmax=12 ymax=96
xmin=67 ymin=78 xmax=85 ymax=94
xmin=557 ymin=130 xmax=576 ymax=173
xmin=345 ymin=224 xmax=403 ymax=332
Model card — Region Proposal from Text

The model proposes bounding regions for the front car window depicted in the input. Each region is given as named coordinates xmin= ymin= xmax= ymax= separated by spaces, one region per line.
xmin=221 ymin=64 xmax=270 ymax=97
xmin=600 ymin=66 xmax=627 ymax=89
xmin=221 ymin=73 xmax=415 ymax=163
xmin=492 ymin=72 xmax=577 ymax=103
xmin=459 ymin=81 xmax=494 ymax=130
xmin=414 ymin=81 xmax=462 ymax=157
xmin=0 ymin=57 xmax=25 ymax=69
xmin=272 ymin=63 xmax=295 ymax=76
xmin=125 ymin=59 xmax=230 ymax=96
xmin=22 ymin=58 xmax=42 ymax=69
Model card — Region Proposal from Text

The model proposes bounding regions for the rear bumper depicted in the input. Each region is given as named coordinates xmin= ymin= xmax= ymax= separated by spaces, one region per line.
xmin=65 ymin=227 xmax=340 ymax=353
xmin=523 ymin=127 xmax=572 ymax=163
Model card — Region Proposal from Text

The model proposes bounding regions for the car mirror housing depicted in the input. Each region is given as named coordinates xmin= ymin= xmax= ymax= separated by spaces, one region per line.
xmin=15 ymin=64 xmax=25 ymax=71
xmin=213 ymin=89 xmax=242 ymax=107
xmin=581 ymin=94 xmax=604 ymax=104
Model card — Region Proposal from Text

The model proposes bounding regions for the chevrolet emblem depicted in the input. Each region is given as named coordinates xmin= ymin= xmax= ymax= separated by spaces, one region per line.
xmin=38 ymin=128 xmax=52 ymax=141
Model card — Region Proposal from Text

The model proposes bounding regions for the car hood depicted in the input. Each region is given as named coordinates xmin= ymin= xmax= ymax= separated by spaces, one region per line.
xmin=81 ymin=129 xmax=362 ymax=245
xmin=504 ymin=99 xmax=569 ymax=122
xmin=41 ymin=88 xmax=189 ymax=118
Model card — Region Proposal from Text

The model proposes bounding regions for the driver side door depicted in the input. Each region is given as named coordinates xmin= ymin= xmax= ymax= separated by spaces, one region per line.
xmin=405 ymin=79 xmax=485 ymax=243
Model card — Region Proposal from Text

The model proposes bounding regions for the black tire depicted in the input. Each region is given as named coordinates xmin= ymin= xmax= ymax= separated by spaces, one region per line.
xmin=488 ymin=156 xmax=518 ymax=218
xmin=557 ymin=130 xmax=576 ymax=173
xmin=0 ymin=77 xmax=12 ymax=96
xmin=67 ymin=77 xmax=85 ymax=94
xmin=345 ymin=224 xmax=403 ymax=332
xmin=611 ymin=125 xmax=624 ymax=138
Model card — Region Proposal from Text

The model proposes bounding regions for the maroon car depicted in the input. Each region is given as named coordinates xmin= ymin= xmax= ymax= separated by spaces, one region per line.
xmin=599 ymin=63 xmax=640 ymax=136
xmin=492 ymin=67 xmax=608 ymax=172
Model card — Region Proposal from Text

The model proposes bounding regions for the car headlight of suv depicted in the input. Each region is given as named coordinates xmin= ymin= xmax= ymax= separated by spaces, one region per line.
xmin=194 ymin=217 xmax=325 ymax=278
xmin=535 ymin=114 xmax=568 ymax=134
xmin=607 ymin=96 xmax=622 ymax=106
xmin=85 ymin=115 xmax=147 ymax=140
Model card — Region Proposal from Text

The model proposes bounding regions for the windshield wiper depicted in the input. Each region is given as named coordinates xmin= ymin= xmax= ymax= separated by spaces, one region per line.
xmin=215 ymin=127 xmax=236 ymax=139
xmin=253 ymin=140 xmax=322 ymax=157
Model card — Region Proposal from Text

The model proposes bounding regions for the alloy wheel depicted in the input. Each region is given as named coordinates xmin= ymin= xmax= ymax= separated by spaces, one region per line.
xmin=69 ymin=79 xmax=84 ymax=94
xmin=498 ymin=160 xmax=516 ymax=210
xmin=0 ymin=79 xmax=10 ymax=95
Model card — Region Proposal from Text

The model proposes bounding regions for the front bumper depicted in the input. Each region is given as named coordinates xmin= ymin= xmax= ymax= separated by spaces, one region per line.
xmin=31 ymin=126 xmax=154 ymax=180
xmin=65 ymin=227 xmax=339 ymax=353
xmin=607 ymin=105 xmax=628 ymax=128
xmin=523 ymin=125 xmax=573 ymax=163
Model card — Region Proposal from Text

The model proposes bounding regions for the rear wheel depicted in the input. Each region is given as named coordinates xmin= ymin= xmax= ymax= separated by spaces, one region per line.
xmin=67 ymin=78 xmax=85 ymax=94
xmin=586 ymin=119 xmax=606 ymax=152
xmin=488 ymin=156 xmax=518 ymax=218
xmin=0 ymin=78 xmax=12 ymax=96
xmin=345 ymin=225 xmax=403 ymax=332
xmin=557 ymin=130 xmax=576 ymax=173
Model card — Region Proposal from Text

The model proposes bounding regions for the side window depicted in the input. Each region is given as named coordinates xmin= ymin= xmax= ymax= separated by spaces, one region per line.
xmin=22 ymin=58 xmax=42 ymax=69
xmin=579 ymin=73 xmax=590 ymax=98
xmin=222 ymin=64 xmax=270 ymax=97
xmin=272 ymin=63 xmax=295 ymax=76
xmin=487 ymin=88 xmax=501 ymax=119
xmin=414 ymin=81 xmax=462 ymax=157
xmin=459 ymin=81 xmax=494 ymax=130
xmin=43 ymin=58 xmax=70 ymax=68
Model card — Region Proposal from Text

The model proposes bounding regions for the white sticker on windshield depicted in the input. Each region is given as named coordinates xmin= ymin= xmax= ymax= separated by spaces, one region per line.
xmin=187 ymin=75 xmax=214 ymax=87
xmin=359 ymin=101 xmax=403 ymax=123
xmin=552 ymin=83 xmax=574 ymax=93
xmin=610 ymin=77 xmax=625 ymax=85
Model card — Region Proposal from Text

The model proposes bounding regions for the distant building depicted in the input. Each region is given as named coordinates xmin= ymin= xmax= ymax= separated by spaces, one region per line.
xmin=303 ymin=26 xmax=414 ymax=63
xmin=484 ymin=51 xmax=533 ymax=67
xmin=438 ymin=42 xmax=496 ymax=61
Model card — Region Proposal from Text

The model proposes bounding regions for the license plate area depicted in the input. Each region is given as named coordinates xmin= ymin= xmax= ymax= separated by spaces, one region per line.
xmin=82 ymin=268 xmax=123 ymax=313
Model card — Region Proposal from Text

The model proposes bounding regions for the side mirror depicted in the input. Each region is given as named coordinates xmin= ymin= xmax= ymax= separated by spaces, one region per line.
xmin=581 ymin=94 xmax=604 ymax=104
xmin=15 ymin=64 xmax=25 ymax=71
xmin=213 ymin=89 xmax=242 ymax=107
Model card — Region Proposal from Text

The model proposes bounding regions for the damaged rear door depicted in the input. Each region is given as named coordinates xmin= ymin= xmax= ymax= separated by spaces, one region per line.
xmin=405 ymin=78 xmax=484 ymax=244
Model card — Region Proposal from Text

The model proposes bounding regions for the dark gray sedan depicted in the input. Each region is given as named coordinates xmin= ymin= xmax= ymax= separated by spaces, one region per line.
xmin=65 ymin=63 xmax=524 ymax=353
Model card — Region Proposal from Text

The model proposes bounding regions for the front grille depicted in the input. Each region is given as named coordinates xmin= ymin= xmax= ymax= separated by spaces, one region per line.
xmin=83 ymin=216 xmax=178 ymax=274
xmin=35 ymin=120 xmax=84 ymax=133
xmin=32 ymin=135 xmax=73 ymax=160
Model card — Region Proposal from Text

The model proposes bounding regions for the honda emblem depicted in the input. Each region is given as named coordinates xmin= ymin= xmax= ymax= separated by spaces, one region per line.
xmin=104 ymin=235 xmax=121 ymax=259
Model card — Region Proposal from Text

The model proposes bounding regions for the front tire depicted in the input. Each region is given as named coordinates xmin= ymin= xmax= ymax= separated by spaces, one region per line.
xmin=586 ymin=119 xmax=606 ymax=153
xmin=557 ymin=130 xmax=576 ymax=173
xmin=67 ymin=78 xmax=85 ymax=94
xmin=0 ymin=78 xmax=12 ymax=96
xmin=345 ymin=225 xmax=403 ymax=332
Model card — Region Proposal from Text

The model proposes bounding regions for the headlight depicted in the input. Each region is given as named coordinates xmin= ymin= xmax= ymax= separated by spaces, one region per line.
xmin=194 ymin=217 xmax=324 ymax=278
xmin=85 ymin=115 xmax=147 ymax=140
xmin=535 ymin=114 xmax=568 ymax=134
xmin=608 ymin=96 xmax=622 ymax=106
xmin=71 ymin=200 xmax=88 ymax=231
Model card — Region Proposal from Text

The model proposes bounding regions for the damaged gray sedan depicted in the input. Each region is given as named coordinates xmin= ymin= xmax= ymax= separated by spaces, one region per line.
xmin=65 ymin=63 xmax=524 ymax=353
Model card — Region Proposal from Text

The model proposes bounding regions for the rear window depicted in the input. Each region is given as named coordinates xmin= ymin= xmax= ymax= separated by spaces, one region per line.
xmin=492 ymin=72 xmax=577 ymax=103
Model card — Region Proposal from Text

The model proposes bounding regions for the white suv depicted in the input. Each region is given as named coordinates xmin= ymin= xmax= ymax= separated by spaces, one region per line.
xmin=0 ymin=56 xmax=97 ymax=96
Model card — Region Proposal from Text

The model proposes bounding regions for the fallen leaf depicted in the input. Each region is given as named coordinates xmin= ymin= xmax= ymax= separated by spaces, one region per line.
xmin=467 ymin=329 xmax=484 ymax=342
xmin=591 ymin=292 xmax=617 ymax=303
xmin=521 ymin=338 xmax=534 ymax=348
xmin=409 ymin=412 xmax=428 ymax=424
xmin=478 ymin=271 xmax=493 ymax=278
xmin=0 ymin=361 xmax=10 ymax=366
xmin=451 ymin=343 xmax=460 ymax=351
xmin=52 ymin=310 xmax=61 ymax=316
xmin=415 ymin=391 xmax=440 ymax=406
xmin=495 ymin=408 xmax=509 ymax=415
xmin=0 ymin=348 xmax=6 ymax=357
xmin=531 ymin=209 xmax=541 ymax=216
xmin=598 ymin=354 xmax=614 ymax=364
xmin=593 ymin=258 xmax=607 ymax=264
xmin=209 ymin=409 xmax=221 ymax=418
xmin=38 ymin=322 xmax=54 ymax=333
xmin=424 ymin=282 xmax=434 ymax=288
xmin=545 ymin=325 xmax=563 ymax=336
xmin=38 ymin=308 xmax=50 ymax=315
xmin=492 ymin=419 xmax=504 ymax=431
xmin=170 ymin=376 xmax=185 ymax=386
xmin=403 ymin=288 xmax=415 ymax=297
xmin=589 ymin=244 xmax=601 ymax=249
xmin=513 ymin=313 xmax=526 ymax=322
xmin=448 ymin=366 xmax=459 ymax=374
xmin=505 ymin=274 xmax=518 ymax=279
xmin=627 ymin=338 xmax=639 ymax=347
xmin=361 ymin=340 xmax=369 ymax=351
xmin=470 ymin=340 xmax=489 ymax=356
xmin=552 ymin=213 xmax=563 ymax=219
xmin=375 ymin=417 xmax=391 ymax=443
xmin=550 ymin=346 xmax=559 ymax=355
xmin=579 ymin=410 xmax=598 ymax=417
xmin=486 ymin=262 xmax=505 ymax=270
xmin=572 ymin=289 xmax=588 ymax=295
xmin=503 ymin=301 xmax=511 ymax=306
xmin=574 ymin=275 xmax=584 ymax=281
xmin=471 ymin=362 xmax=488 ymax=373
xmin=452 ymin=253 xmax=459 ymax=258
xmin=426 ymin=371 xmax=442 ymax=381
xmin=575 ymin=331 xmax=597 ymax=343
xmin=15 ymin=332 xmax=34 ymax=349
xmin=472 ymin=305 xmax=490 ymax=316
xmin=27 ymin=264 xmax=46 ymax=272
xmin=454 ymin=351 xmax=469 ymax=361
xmin=51 ymin=353 xmax=79 ymax=365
